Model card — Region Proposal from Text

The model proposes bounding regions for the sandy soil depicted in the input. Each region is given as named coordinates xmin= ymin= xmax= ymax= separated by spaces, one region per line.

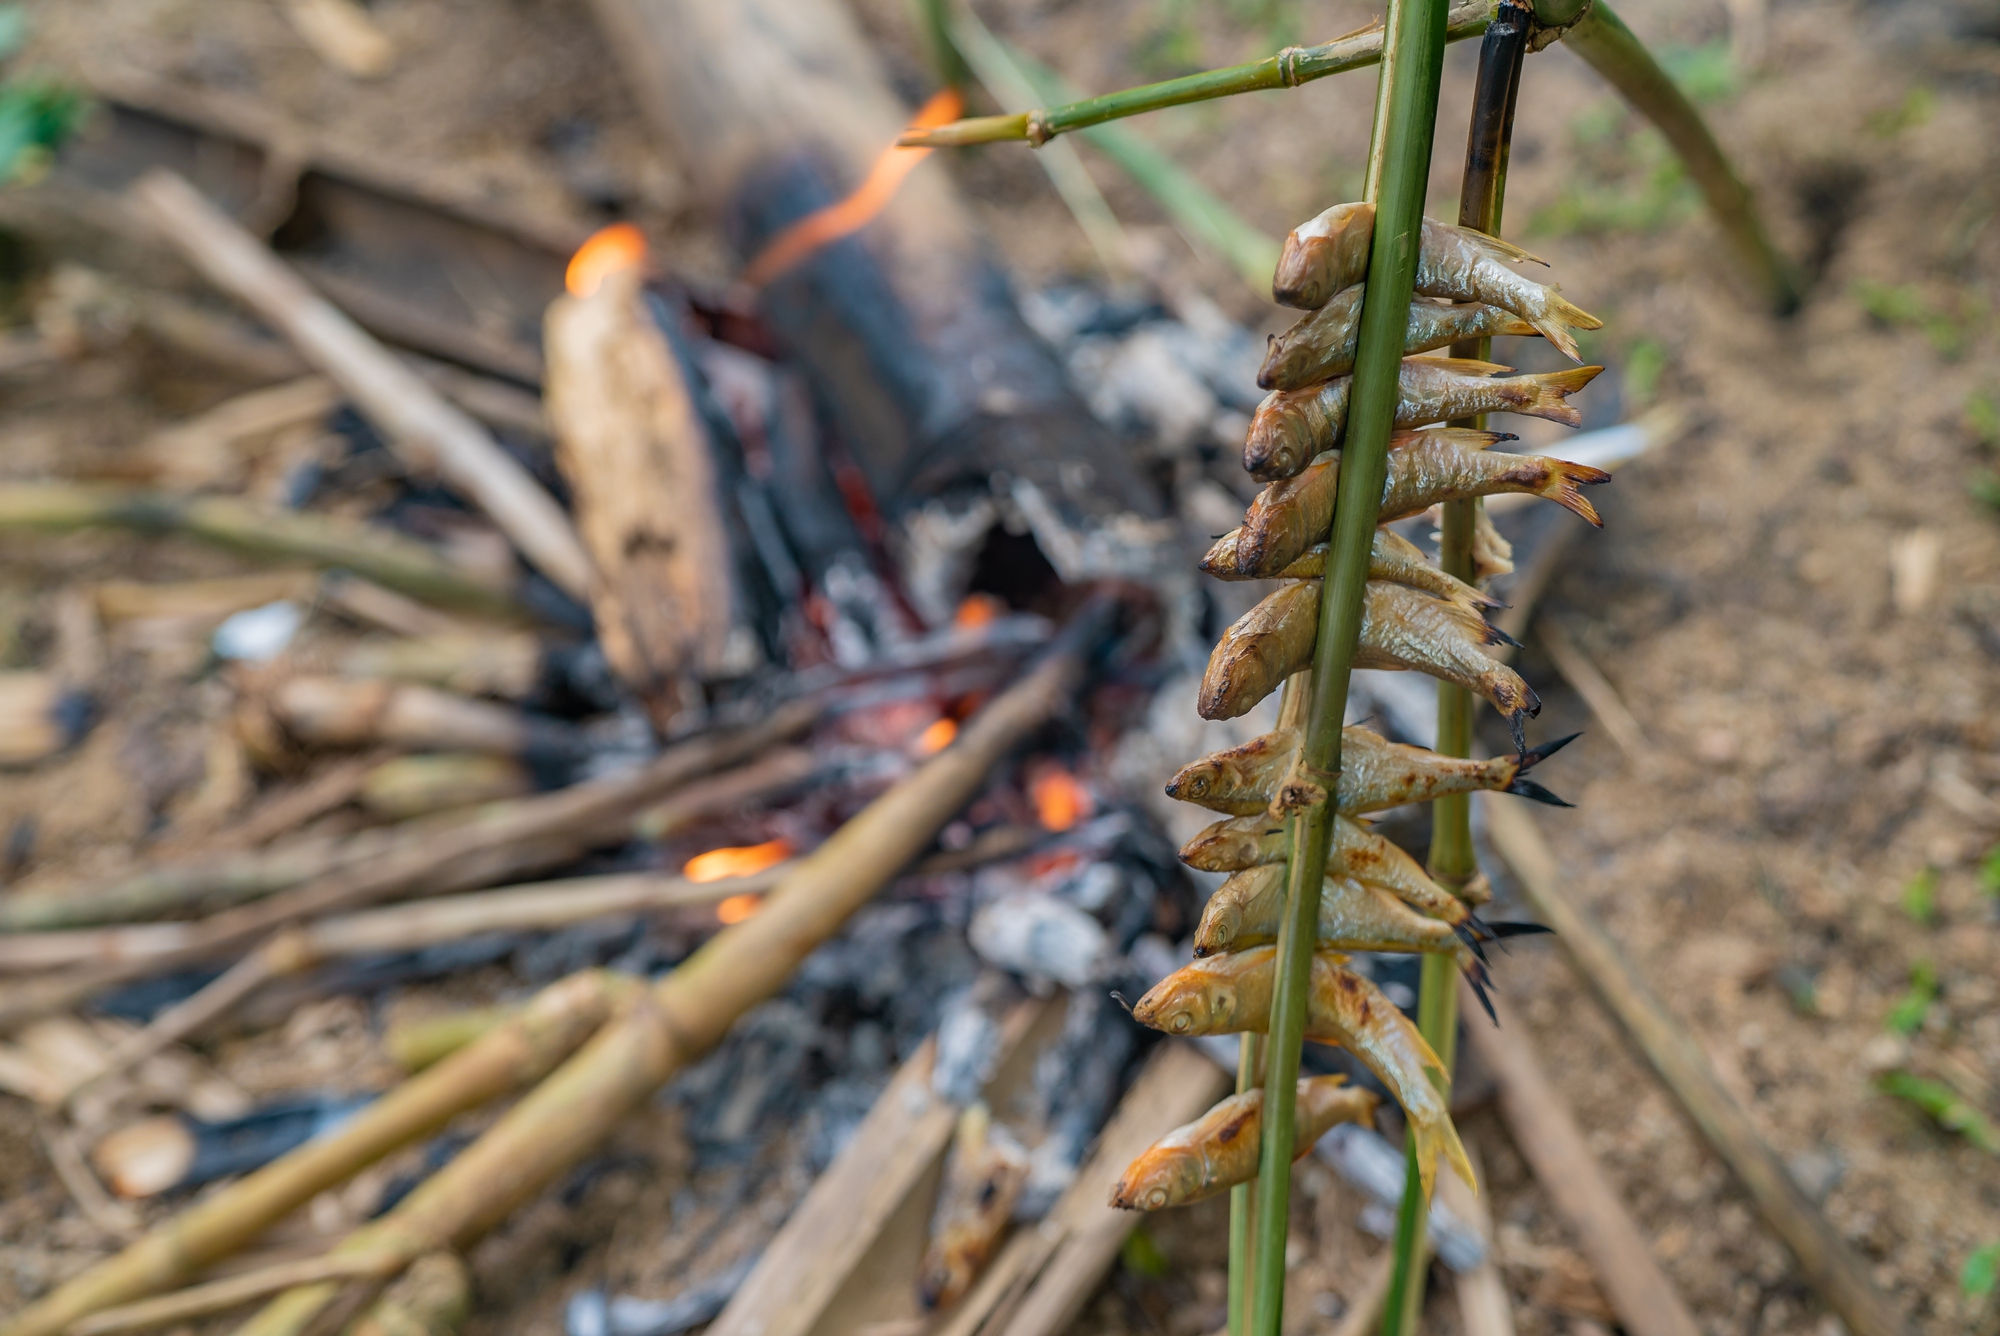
xmin=4 ymin=0 xmax=1998 ymax=1333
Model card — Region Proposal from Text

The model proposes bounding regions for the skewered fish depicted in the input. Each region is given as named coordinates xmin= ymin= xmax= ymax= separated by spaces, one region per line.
xmin=1131 ymin=948 xmax=1473 ymax=1196
xmin=1193 ymin=867 xmax=1465 ymax=957
xmin=1111 ymin=1076 xmax=1377 ymax=1210
xmin=1198 ymin=581 xmax=1536 ymax=748
xmin=1181 ymin=815 xmax=1470 ymax=924
xmin=1244 ymin=358 xmax=1602 ymax=483
xmin=917 ymin=1102 xmax=1029 ymax=1309
xmin=1165 ymin=724 xmax=1577 ymax=817
xmin=1258 ymin=286 xmax=1536 ymax=390
xmin=1271 ymin=200 xmax=1603 ymax=360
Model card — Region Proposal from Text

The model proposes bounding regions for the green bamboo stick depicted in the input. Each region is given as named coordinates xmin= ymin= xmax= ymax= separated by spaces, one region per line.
xmin=1383 ymin=9 xmax=1530 ymax=1330
xmin=1227 ymin=1032 xmax=1262 ymax=1336
xmin=899 ymin=0 xmax=1492 ymax=148
xmin=1541 ymin=0 xmax=1798 ymax=313
xmin=1247 ymin=0 xmax=1450 ymax=1331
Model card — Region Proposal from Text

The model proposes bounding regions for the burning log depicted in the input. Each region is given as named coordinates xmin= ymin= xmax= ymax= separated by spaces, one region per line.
xmin=586 ymin=0 xmax=1165 ymax=578
xmin=212 ymin=598 xmax=1117 ymax=1336
xmin=544 ymin=257 xmax=739 ymax=725
xmin=129 ymin=170 xmax=596 ymax=602
xmin=265 ymin=677 xmax=585 ymax=760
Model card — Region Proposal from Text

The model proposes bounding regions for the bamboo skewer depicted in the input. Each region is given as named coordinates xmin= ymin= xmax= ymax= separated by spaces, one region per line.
xmin=68 ymin=1254 xmax=400 ymax=1336
xmin=1534 ymin=617 xmax=1654 ymax=769
xmin=2 ymin=970 xmax=632 ymax=1336
xmin=221 ymin=599 xmax=1118 ymax=1336
xmin=129 ymin=170 xmax=597 ymax=600
xmin=1481 ymin=798 xmax=1911 ymax=1336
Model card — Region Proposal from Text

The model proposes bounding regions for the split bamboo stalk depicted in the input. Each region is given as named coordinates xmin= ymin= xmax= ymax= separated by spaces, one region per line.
xmin=1385 ymin=7 xmax=1528 ymax=1329
xmin=128 ymin=170 xmax=597 ymax=600
xmin=1456 ymin=976 xmax=1697 ymax=1336
xmin=0 ymin=484 xmax=518 ymax=619
xmin=899 ymin=0 xmax=1492 ymax=148
xmin=1534 ymin=0 xmax=1798 ymax=313
xmin=1249 ymin=0 xmax=1449 ymax=1330
xmin=1 ymin=970 xmax=631 ymax=1336
xmin=1481 ymin=798 xmax=1911 ymax=1336
xmin=226 ymin=599 xmax=1117 ymax=1336
xmin=67 ymin=1254 xmax=397 ymax=1336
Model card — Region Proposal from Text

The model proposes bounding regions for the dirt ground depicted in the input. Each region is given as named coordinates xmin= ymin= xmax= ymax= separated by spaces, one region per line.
xmin=4 ymin=0 xmax=2000 ymax=1334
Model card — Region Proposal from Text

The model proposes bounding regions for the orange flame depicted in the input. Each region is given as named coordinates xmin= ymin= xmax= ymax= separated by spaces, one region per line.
xmin=566 ymin=223 xmax=649 ymax=298
xmin=716 ymin=893 xmax=763 ymax=925
xmin=683 ymin=838 xmax=792 ymax=884
xmin=953 ymin=594 xmax=1005 ymax=630
xmin=915 ymin=716 xmax=958 ymax=756
xmin=739 ymin=89 xmax=964 ymax=289
xmin=1029 ymin=765 xmax=1092 ymax=833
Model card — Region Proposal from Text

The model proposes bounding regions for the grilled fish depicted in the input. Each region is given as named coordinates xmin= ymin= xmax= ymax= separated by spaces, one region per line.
xmin=1258 ymin=286 xmax=1537 ymax=391
xmin=1244 ymin=359 xmax=1602 ymax=483
xmin=1131 ymin=948 xmax=1473 ymax=1197
xmin=917 ymin=1102 xmax=1029 ymax=1309
xmin=1165 ymin=725 xmax=1577 ymax=817
xmin=1193 ymin=867 xmax=1466 ymax=957
xmin=1182 ymin=814 xmax=1470 ymax=924
xmin=1272 ymin=201 xmax=1602 ymax=360
xmin=1111 ymin=1076 xmax=1376 ymax=1210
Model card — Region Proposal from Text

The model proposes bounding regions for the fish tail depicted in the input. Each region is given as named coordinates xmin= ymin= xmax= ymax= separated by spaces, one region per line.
xmin=1452 ymin=919 xmax=1492 ymax=965
xmin=1507 ymin=776 xmax=1575 ymax=808
xmin=1411 ymin=1113 xmax=1477 ymax=1201
xmin=1536 ymin=459 xmax=1614 ymax=527
xmin=1486 ymin=921 xmax=1555 ymax=940
xmin=1484 ymin=619 xmax=1525 ymax=650
xmin=1517 ymin=731 xmax=1581 ymax=772
xmin=1461 ymin=957 xmax=1499 ymax=1025
xmin=1505 ymin=709 xmax=1528 ymax=756
xmin=1517 ymin=366 xmax=1603 ymax=427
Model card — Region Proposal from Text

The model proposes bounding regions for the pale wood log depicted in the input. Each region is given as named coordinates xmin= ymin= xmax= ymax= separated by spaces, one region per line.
xmin=129 ymin=170 xmax=594 ymax=600
xmin=543 ymin=266 xmax=737 ymax=715
xmin=266 ymin=676 xmax=578 ymax=758
xmin=1437 ymin=1140 xmax=1513 ymax=1336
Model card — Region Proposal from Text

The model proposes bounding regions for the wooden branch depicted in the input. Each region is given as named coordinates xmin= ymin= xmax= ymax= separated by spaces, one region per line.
xmin=129 ymin=170 xmax=594 ymax=600
xmin=543 ymin=266 xmax=737 ymax=722
xmin=69 ymin=1253 xmax=393 ymax=1336
xmin=266 ymin=676 xmax=583 ymax=759
xmin=3 ymin=970 xmax=630 ymax=1336
xmin=1480 ymin=798 xmax=1911 ymax=1336
xmin=225 ymin=600 xmax=1118 ymax=1336
xmin=0 ymin=483 xmax=520 ymax=619
xmin=1435 ymin=1128 xmax=1513 ymax=1336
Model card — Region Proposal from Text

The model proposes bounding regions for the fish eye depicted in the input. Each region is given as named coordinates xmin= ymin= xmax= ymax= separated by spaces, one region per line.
xmin=1170 ymin=1012 xmax=1192 ymax=1033
xmin=1146 ymin=1187 xmax=1169 ymax=1209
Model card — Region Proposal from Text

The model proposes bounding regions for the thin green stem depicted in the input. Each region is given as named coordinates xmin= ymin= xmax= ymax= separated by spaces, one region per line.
xmin=1227 ymin=1032 xmax=1263 ymax=1336
xmin=1546 ymin=0 xmax=1799 ymax=313
xmin=1247 ymin=0 xmax=1450 ymax=1331
xmin=900 ymin=0 xmax=1491 ymax=147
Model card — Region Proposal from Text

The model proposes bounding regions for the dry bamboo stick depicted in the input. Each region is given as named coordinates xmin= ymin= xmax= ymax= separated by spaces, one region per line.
xmin=1 ymin=970 xmax=630 ymax=1336
xmin=1534 ymin=618 xmax=1653 ymax=770
xmin=129 ymin=170 xmax=594 ymax=600
xmin=266 ymin=676 xmax=583 ymax=758
xmin=0 ymin=705 xmax=814 ymax=945
xmin=69 ymin=1253 xmax=395 ymax=1336
xmin=0 ymin=483 xmax=519 ymax=619
xmin=1456 ymin=975 xmax=1697 ymax=1336
xmin=1480 ymin=799 xmax=1911 ymax=1336
xmin=227 ymin=599 xmax=1118 ymax=1336
xmin=1438 ymin=1141 xmax=1513 ymax=1336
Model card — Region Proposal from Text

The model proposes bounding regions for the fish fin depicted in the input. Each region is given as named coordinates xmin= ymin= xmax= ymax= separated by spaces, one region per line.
xmin=1485 ymin=620 xmax=1525 ymax=649
xmin=1445 ymin=221 xmax=1548 ymax=268
xmin=1452 ymin=920 xmax=1492 ymax=965
xmin=1506 ymin=776 xmax=1575 ymax=808
xmin=1526 ymin=291 xmax=1606 ymax=362
xmin=1517 ymin=731 xmax=1582 ymax=771
xmin=1496 ymin=312 xmax=1540 ymax=337
xmin=1390 ymin=426 xmax=1508 ymax=451
xmin=1506 ymin=710 xmax=1529 ymax=756
xmin=1518 ymin=366 xmax=1603 ymax=428
xmin=1412 ymin=1113 xmax=1478 ymax=1200
xmin=1486 ymin=921 xmax=1555 ymax=938
xmin=1421 ymin=356 xmax=1512 ymax=377
xmin=1462 ymin=959 xmax=1499 ymax=1025
xmin=1534 ymin=458 xmax=1613 ymax=527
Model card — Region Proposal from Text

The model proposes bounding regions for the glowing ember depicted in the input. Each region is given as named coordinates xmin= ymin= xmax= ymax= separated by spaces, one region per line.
xmin=739 ymin=89 xmax=963 ymax=289
xmin=953 ymin=594 xmax=1005 ymax=629
xmin=1029 ymin=764 xmax=1092 ymax=833
xmin=715 ymin=893 xmax=763 ymax=925
xmin=915 ymin=716 xmax=958 ymax=755
xmin=683 ymin=838 xmax=791 ymax=884
xmin=565 ymin=222 xmax=649 ymax=298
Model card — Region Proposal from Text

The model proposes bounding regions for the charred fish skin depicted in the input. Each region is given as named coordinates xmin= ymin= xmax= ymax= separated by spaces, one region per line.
xmin=1270 ymin=201 xmax=1375 ymax=310
xmin=1242 ymin=359 xmax=1602 ymax=483
xmin=1110 ymin=1076 xmax=1377 ymax=1211
xmin=1257 ymin=286 xmax=1537 ymax=391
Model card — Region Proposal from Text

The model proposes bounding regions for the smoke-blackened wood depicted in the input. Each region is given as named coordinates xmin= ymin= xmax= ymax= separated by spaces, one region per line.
xmin=586 ymin=0 xmax=1164 ymax=557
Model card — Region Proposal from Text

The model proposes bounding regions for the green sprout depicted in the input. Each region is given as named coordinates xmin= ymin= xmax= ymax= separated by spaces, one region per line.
xmin=1878 ymin=1071 xmax=2000 ymax=1155
xmin=1967 ymin=1241 xmax=2000 ymax=1300
xmin=1901 ymin=866 xmax=1937 ymax=927
xmin=1884 ymin=959 xmax=1937 ymax=1036
xmin=1968 ymin=391 xmax=2000 ymax=449
xmin=1980 ymin=843 xmax=2000 ymax=899
xmin=1623 ymin=338 xmax=1667 ymax=405
xmin=1852 ymin=279 xmax=1965 ymax=358
xmin=1866 ymin=86 xmax=1937 ymax=139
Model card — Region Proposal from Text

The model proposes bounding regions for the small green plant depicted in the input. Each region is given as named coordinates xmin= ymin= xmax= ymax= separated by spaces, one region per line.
xmin=1656 ymin=39 xmax=1738 ymax=103
xmin=1866 ymin=86 xmax=1937 ymax=139
xmin=1852 ymin=279 xmax=1966 ymax=358
xmin=1980 ymin=843 xmax=2000 ymax=899
xmin=1623 ymin=338 xmax=1667 ymax=405
xmin=1901 ymin=866 xmax=1938 ymax=927
xmin=1971 ymin=471 xmax=2000 ymax=513
xmin=1119 ymin=1224 xmax=1172 ymax=1278
xmin=1878 ymin=1071 xmax=2000 ymax=1155
xmin=1884 ymin=959 xmax=1937 ymax=1035
xmin=0 ymin=5 xmax=86 ymax=185
xmin=1967 ymin=391 xmax=2000 ymax=449
xmin=1966 ymin=1241 xmax=2000 ymax=1300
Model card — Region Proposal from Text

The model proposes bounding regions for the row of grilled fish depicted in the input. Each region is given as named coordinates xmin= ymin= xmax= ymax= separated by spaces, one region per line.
xmin=1109 ymin=203 xmax=1607 ymax=1215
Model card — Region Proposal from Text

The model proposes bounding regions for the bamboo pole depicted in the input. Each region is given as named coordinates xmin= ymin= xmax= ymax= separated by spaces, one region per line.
xmin=1 ymin=970 xmax=631 ymax=1336
xmin=0 ymin=484 xmax=518 ymax=619
xmin=1539 ymin=0 xmax=1799 ymax=313
xmin=226 ymin=599 xmax=1118 ymax=1336
xmin=128 ymin=170 xmax=597 ymax=598
xmin=1250 ymin=2 xmax=1449 ymax=1331
xmin=1384 ymin=8 xmax=1529 ymax=1330
xmin=900 ymin=0 xmax=1492 ymax=148
xmin=1481 ymin=798 xmax=1911 ymax=1336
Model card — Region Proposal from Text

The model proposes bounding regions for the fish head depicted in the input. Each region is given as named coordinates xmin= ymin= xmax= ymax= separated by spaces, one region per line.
xmin=1190 ymin=898 xmax=1242 ymax=957
xmin=1165 ymin=758 xmax=1220 ymax=806
xmin=1244 ymin=395 xmax=1321 ymax=483
xmin=1109 ymin=1150 xmax=1186 ymax=1211
xmin=1132 ymin=962 xmax=1236 ymax=1035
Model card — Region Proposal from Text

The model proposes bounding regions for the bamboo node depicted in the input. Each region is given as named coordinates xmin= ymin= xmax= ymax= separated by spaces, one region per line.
xmin=1527 ymin=0 xmax=1591 ymax=52
xmin=1024 ymin=111 xmax=1055 ymax=147
xmin=1267 ymin=755 xmax=1339 ymax=818
xmin=1276 ymin=47 xmax=1309 ymax=88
